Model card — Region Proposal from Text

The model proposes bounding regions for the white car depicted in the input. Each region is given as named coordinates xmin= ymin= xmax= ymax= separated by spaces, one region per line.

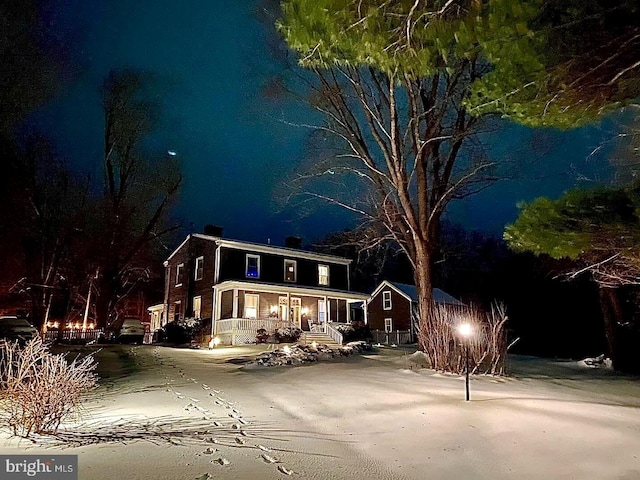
xmin=107 ymin=317 xmax=146 ymax=344
xmin=0 ymin=316 xmax=39 ymax=345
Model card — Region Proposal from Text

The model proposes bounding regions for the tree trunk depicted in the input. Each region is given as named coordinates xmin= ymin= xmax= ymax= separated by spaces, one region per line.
xmin=597 ymin=286 xmax=621 ymax=370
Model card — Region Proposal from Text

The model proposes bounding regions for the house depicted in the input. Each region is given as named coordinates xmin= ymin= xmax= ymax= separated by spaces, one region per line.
xmin=366 ymin=280 xmax=464 ymax=344
xmin=159 ymin=228 xmax=369 ymax=345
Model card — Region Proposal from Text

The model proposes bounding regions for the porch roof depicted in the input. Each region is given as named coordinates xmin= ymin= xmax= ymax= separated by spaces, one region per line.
xmin=213 ymin=280 xmax=369 ymax=302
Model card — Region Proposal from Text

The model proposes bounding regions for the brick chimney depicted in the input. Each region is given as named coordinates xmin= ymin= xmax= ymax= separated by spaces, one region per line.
xmin=285 ymin=236 xmax=302 ymax=249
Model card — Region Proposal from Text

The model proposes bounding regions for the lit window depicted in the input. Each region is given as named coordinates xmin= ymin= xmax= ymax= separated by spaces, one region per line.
xmin=382 ymin=291 xmax=392 ymax=310
xmin=195 ymin=256 xmax=204 ymax=281
xmin=246 ymin=254 xmax=260 ymax=278
xmin=193 ymin=296 xmax=201 ymax=319
xmin=384 ymin=318 xmax=393 ymax=333
xmin=176 ymin=264 xmax=184 ymax=286
xmin=244 ymin=294 xmax=259 ymax=319
xmin=318 ymin=265 xmax=329 ymax=286
xmin=284 ymin=259 xmax=297 ymax=282
xmin=174 ymin=301 xmax=181 ymax=321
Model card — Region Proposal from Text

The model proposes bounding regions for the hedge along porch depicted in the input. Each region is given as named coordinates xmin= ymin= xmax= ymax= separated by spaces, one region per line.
xmin=211 ymin=280 xmax=369 ymax=345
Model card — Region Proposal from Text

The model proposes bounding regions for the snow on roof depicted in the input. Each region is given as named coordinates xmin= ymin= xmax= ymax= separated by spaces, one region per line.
xmin=374 ymin=281 xmax=465 ymax=306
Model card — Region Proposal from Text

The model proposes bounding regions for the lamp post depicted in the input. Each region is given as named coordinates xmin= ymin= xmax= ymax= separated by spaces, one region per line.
xmin=457 ymin=322 xmax=473 ymax=401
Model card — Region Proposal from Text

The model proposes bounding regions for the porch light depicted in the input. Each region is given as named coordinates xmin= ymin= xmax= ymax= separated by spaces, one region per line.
xmin=301 ymin=307 xmax=309 ymax=315
xmin=270 ymin=305 xmax=278 ymax=314
xmin=88 ymin=323 xmax=94 ymax=329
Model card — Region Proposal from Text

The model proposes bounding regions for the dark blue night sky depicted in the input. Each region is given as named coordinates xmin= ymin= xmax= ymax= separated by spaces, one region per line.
xmin=28 ymin=0 xmax=620 ymax=246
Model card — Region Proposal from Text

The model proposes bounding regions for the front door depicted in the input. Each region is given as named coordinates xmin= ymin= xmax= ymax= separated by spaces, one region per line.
xmin=290 ymin=297 xmax=301 ymax=329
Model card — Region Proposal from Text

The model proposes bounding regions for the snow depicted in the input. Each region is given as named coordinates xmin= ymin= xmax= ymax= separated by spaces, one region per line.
xmin=1 ymin=345 xmax=639 ymax=480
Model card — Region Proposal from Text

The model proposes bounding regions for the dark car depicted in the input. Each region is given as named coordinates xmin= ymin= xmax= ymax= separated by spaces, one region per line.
xmin=106 ymin=317 xmax=145 ymax=344
xmin=0 ymin=316 xmax=39 ymax=345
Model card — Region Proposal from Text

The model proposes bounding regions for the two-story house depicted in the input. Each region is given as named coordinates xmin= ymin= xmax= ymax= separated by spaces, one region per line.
xmin=158 ymin=228 xmax=369 ymax=345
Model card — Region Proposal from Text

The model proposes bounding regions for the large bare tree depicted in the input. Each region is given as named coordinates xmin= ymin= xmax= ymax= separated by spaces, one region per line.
xmin=87 ymin=69 xmax=182 ymax=328
xmin=277 ymin=1 xmax=508 ymax=369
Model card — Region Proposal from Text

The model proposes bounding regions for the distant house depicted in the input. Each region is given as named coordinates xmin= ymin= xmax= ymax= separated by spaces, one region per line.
xmin=366 ymin=280 xmax=464 ymax=344
xmin=159 ymin=228 xmax=369 ymax=345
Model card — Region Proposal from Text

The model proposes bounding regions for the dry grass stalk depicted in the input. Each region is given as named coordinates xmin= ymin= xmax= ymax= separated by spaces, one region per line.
xmin=416 ymin=300 xmax=509 ymax=375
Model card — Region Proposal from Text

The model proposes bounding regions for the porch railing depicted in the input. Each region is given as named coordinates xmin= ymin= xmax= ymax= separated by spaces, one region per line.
xmin=326 ymin=323 xmax=344 ymax=346
xmin=214 ymin=317 xmax=295 ymax=345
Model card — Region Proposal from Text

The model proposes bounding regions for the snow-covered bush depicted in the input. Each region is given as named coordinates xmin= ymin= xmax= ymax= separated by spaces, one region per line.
xmin=162 ymin=318 xmax=202 ymax=345
xmin=275 ymin=326 xmax=302 ymax=343
xmin=0 ymin=337 xmax=98 ymax=437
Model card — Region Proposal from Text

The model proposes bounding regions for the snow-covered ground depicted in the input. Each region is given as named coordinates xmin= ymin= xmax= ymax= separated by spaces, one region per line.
xmin=1 ymin=344 xmax=639 ymax=480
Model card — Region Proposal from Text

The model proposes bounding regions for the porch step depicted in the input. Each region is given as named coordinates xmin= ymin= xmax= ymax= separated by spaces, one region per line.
xmin=300 ymin=332 xmax=342 ymax=349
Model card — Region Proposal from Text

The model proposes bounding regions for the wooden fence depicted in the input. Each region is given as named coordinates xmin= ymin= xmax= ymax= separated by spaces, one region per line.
xmin=371 ymin=329 xmax=413 ymax=345
xmin=43 ymin=329 xmax=104 ymax=344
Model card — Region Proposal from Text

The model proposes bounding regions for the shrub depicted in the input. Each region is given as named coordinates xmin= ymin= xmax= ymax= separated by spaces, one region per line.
xmin=162 ymin=318 xmax=202 ymax=345
xmin=343 ymin=321 xmax=371 ymax=342
xmin=0 ymin=337 xmax=98 ymax=437
xmin=256 ymin=328 xmax=269 ymax=344
xmin=275 ymin=326 xmax=302 ymax=343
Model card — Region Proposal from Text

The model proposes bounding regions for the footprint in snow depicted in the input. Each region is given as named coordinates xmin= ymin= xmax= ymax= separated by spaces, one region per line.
xmin=257 ymin=445 xmax=270 ymax=452
xmin=215 ymin=458 xmax=230 ymax=466
xmin=238 ymin=418 xmax=249 ymax=425
xmin=261 ymin=453 xmax=278 ymax=464
xmin=212 ymin=421 xmax=221 ymax=427
xmin=196 ymin=473 xmax=212 ymax=480
xmin=203 ymin=447 xmax=217 ymax=454
xmin=189 ymin=397 xmax=200 ymax=403
xmin=278 ymin=465 xmax=294 ymax=475
xmin=235 ymin=437 xmax=246 ymax=445
xmin=202 ymin=384 xmax=211 ymax=390
xmin=206 ymin=437 xmax=218 ymax=444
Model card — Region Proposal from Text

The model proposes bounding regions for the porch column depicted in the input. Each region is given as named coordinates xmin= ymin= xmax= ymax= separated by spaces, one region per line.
xmin=232 ymin=289 xmax=239 ymax=318
xmin=363 ymin=300 xmax=368 ymax=325
xmin=346 ymin=300 xmax=351 ymax=323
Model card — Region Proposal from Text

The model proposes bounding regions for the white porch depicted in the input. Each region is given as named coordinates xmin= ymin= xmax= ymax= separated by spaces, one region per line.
xmin=211 ymin=280 xmax=368 ymax=346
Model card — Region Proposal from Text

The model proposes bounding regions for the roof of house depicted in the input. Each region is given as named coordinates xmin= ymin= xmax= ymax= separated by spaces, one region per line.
xmin=165 ymin=233 xmax=352 ymax=265
xmin=370 ymin=280 xmax=465 ymax=306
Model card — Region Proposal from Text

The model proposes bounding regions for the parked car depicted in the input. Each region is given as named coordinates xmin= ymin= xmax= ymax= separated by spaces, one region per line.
xmin=0 ymin=316 xmax=39 ymax=345
xmin=106 ymin=317 xmax=145 ymax=344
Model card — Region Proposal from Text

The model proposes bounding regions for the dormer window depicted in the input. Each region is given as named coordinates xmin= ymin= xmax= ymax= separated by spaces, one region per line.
xmin=284 ymin=259 xmax=297 ymax=282
xmin=318 ymin=264 xmax=329 ymax=286
xmin=176 ymin=264 xmax=184 ymax=286
xmin=383 ymin=290 xmax=392 ymax=310
xmin=246 ymin=254 xmax=260 ymax=279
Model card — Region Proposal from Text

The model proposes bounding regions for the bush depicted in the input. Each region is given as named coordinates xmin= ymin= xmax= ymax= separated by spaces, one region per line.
xmin=162 ymin=318 xmax=202 ymax=345
xmin=344 ymin=321 xmax=371 ymax=342
xmin=0 ymin=337 xmax=98 ymax=437
xmin=275 ymin=326 xmax=302 ymax=343
xmin=256 ymin=328 xmax=269 ymax=343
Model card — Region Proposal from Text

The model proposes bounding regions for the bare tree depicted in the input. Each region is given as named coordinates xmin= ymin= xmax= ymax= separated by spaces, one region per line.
xmin=278 ymin=2 xmax=498 ymax=370
xmin=88 ymin=69 xmax=182 ymax=328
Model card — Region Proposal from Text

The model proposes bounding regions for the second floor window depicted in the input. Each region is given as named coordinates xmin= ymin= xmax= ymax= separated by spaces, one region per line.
xmin=176 ymin=264 xmax=184 ymax=286
xmin=383 ymin=291 xmax=392 ymax=310
xmin=246 ymin=254 xmax=260 ymax=278
xmin=284 ymin=259 xmax=297 ymax=282
xmin=174 ymin=301 xmax=181 ymax=321
xmin=195 ymin=256 xmax=204 ymax=281
xmin=318 ymin=264 xmax=329 ymax=286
